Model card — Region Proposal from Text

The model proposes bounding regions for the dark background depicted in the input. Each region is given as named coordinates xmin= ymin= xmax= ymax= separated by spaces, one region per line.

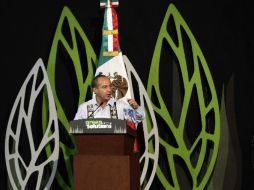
xmin=1 ymin=0 xmax=253 ymax=189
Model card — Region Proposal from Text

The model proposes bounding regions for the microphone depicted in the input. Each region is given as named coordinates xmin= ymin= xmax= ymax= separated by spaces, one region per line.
xmin=88 ymin=102 xmax=103 ymax=118
xmin=114 ymin=101 xmax=118 ymax=119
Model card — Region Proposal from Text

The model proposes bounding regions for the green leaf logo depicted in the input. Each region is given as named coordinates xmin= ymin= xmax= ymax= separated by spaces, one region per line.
xmin=42 ymin=6 xmax=97 ymax=189
xmin=147 ymin=4 xmax=220 ymax=189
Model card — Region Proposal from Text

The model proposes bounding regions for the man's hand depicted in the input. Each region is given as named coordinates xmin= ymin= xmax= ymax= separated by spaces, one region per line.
xmin=127 ymin=99 xmax=139 ymax=109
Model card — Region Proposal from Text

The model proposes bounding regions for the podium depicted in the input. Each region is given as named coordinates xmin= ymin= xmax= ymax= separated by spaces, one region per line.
xmin=70 ymin=118 xmax=140 ymax=190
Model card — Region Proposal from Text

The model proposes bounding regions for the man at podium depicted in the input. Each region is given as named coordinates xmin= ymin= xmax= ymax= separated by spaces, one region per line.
xmin=72 ymin=74 xmax=143 ymax=190
xmin=74 ymin=74 xmax=145 ymax=123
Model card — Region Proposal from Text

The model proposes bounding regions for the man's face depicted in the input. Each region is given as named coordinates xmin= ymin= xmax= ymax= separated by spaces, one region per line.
xmin=93 ymin=77 xmax=112 ymax=103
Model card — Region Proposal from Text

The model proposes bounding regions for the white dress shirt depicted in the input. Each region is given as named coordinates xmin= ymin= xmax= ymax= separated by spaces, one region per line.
xmin=74 ymin=98 xmax=145 ymax=123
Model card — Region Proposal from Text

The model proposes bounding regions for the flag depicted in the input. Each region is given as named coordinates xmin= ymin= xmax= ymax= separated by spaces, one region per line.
xmin=96 ymin=0 xmax=139 ymax=153
xmin=95 ymin=0 xmax=131 ymax=101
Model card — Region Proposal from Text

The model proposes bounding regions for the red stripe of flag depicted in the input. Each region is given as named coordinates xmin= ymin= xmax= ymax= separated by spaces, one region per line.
xmin=111 ymin=8 xmax=119 ymax=51
xmin=113 ymin=35 xmax=118 ymax=51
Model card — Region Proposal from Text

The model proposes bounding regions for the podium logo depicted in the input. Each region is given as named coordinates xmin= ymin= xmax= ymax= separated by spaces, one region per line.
xmin=86 ymin=120 xmax=112 ymax=129
xmin=87 ymin=124 xmax=112 ymax=129
xmin=85 ymin=120 xmax=103 ymax=125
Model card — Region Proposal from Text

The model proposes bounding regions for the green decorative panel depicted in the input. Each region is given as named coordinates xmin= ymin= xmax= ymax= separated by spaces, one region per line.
xmin=147 ymin=4 xmax=220 ymax=190
xmin=42 ymin=6 xmax=97 ymax=189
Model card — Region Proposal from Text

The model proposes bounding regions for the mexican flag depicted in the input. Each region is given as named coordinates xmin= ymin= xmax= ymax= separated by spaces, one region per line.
xmin=95 ymin=0 xmax=132 ymax=101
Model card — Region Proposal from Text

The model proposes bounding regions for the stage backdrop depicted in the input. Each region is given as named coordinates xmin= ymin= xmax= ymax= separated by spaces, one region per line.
xmin=1 ymin=0 xmax=253 ymax=190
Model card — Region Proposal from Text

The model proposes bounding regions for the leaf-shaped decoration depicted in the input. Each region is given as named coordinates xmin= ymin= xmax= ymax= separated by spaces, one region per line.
xmin=124 ymin=55 xmax=159 ymax=190
xmin=5 ymin=58 xmax=59 ymax=190
xmin=42 ymin=6 xmax=97 ymax=189
xmin=222 ymin=75 xmax=242 ymax=189
xmin=207 ymin=86 xmax=228 ymax=190
xmin=208 ymin=75 xmax=242 ymax=190
xmin=147 ymin=4 xmax=220 ymax=189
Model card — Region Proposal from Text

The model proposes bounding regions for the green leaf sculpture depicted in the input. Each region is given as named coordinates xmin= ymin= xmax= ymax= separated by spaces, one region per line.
xmin=42 ymin=6 xmax=97 ymax=189
xmin=147 ymin=4 xmax=220 ymax=190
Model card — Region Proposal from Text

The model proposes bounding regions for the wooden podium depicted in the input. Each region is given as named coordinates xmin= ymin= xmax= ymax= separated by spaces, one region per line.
xmin=70 ymin=118 xmax=140 ymax=190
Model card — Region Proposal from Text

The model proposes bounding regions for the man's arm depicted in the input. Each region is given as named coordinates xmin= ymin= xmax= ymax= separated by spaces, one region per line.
xmin=121 ymin=99 xmax=145 ymax=123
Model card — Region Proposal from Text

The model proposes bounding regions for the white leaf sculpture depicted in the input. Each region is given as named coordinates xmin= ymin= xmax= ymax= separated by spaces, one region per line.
xmin=5 ymin=58 xmax=59 ymax=190
xmin=124 ymin=55 xmax=159 ymax=190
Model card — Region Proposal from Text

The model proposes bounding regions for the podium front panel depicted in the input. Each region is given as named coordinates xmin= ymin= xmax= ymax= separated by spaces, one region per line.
xmin=74 ymin=134 xmax=135 ymax=155
xmin=74 ymin=155 xmax=131 ymax=190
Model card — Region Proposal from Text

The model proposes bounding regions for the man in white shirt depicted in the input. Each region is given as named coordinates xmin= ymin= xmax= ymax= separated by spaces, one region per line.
xmin=74 ymin=74 xmax=145 ymax=124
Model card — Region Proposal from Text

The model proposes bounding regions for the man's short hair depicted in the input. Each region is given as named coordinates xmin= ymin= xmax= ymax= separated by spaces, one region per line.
xmin=91 ymin=74 xmax=108 ymax=88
